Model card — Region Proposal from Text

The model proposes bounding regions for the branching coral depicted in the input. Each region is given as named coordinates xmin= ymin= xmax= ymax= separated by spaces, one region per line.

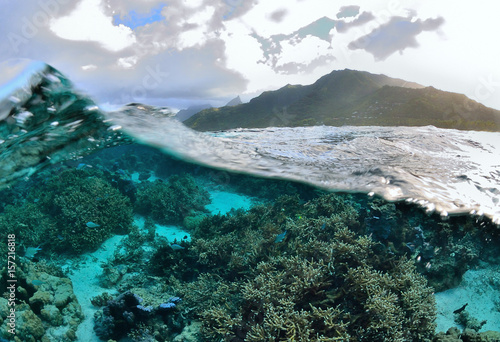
xmin=180 ymin=193 xmax=436 ymax=342
xmin=0 ymin=168 xmax=134 ymax=254
xmin=135 ymin=174 xmax=210 ymax=225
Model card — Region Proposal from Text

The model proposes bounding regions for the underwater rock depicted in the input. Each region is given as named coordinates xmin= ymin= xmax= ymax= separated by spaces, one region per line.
xmin=94 ymin=290 xmax=185 ymax=341
xmin=40 ymin=304 xmax=63 ymax=326
xmin=0 ymin=260 xmax=83 ymax=341
xmin=172 ymin=321 xmax=202 ymax=342
xmin=434 ymin=327 xmax=500 ymax=342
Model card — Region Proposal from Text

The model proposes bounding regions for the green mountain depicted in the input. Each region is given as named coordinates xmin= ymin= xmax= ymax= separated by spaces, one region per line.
xmin=184 ymin=69 xmax=500 ymax=132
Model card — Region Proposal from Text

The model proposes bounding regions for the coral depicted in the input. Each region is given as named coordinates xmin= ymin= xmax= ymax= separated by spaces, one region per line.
xmin=434 ymin=327 xmax=500 ymax=342
xmin=177 ymin=192 xmax=437 ymax=342
xmin=179 ymin=273 xmax=241 ymax=319
xmin=454 ymin=310 xmax=487 ymax=332
xmin=135 ymin=174 xmax=210 ymax=225
xmin=0 ymin=260 xmax=83 ymax=341
xmin=0 ymin=168 xmax=134 ymax=255
xmin=93 ymin=291 xmax=184 ymax=341
xmin=0 ymin=202 xmax=56 ymax=262
xmin=94 ymin=291 xmax=151 ymax=340
xmin=47 ymin=170 xmax=133 ymax=253
xmin=90 ymin=292 xmax=114 ymax=307
xmin=172 ymin=321 xmax=202 ymax=342
xmin=148 ymin=239 xmax=199 ymax=282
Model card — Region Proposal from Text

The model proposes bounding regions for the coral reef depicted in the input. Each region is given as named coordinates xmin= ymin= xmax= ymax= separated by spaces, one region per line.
xmin=135 ymin=175 xmax=210 ymax=225
xmin=0 ymin=260 xmax=83 ymax=342
xmin=0 ymin=168 xmax=134 ymax=254
xmin=93 ymin=291 xmax=184 ymax=341
xmin=434 ymin=327 xmax=500 ymax=342
xmin=175 ymin=194 xmax=436 ymax=341
xmin=454 ymin=310 xmax=487 ymax=332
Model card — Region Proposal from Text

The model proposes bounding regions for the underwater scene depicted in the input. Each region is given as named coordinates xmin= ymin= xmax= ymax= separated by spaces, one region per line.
xmin=1 ymin=61 xmax=500 ymax=342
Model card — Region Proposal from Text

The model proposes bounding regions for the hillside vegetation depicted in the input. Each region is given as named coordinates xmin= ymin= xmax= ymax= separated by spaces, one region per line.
xmin=184 ymin=69 xmax=500 ymax=132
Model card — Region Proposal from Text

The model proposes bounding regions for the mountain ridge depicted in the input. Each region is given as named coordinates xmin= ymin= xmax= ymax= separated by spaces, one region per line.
xmin=184 ymin=69 xmax=500 ymax=132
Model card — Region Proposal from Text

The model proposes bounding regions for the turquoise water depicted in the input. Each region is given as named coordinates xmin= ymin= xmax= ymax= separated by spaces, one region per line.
xmin=0 ymin=60 xmax=500 ymax=341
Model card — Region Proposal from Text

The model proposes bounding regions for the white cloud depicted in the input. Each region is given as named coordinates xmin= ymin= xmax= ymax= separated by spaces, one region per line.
xmin=117 ymin=56 xmax=139 ymax=69
xmin=81 ymin=64 xmax=97 ymax=70
xmin=50 ymin=0 xmax=136 ymax=52
xmin=177 ymin=6 xmax=217 ymax=48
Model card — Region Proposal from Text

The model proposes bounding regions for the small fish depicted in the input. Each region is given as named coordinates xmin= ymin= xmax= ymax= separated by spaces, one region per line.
xmin=32 ymin=280 xmax=44 ymax=286
xmin=77 ymin=163 xmax=86 ymax=170
xmin=86 ymin=222 xmax=100 ymax=228
xmin=274 ymin=231 xmax=287 ymax=243
xmin=167 ymin=296 xmax=182 ymax=303
xmin=170 ymin=244 xmax=185 ymax=250
xmin=25 ymin=246 xmax=42 ymax=258
xmin=453 ymin=303 xmax=468 ymax=314
xmin=57 ymin=235 xmax=65 ymax=241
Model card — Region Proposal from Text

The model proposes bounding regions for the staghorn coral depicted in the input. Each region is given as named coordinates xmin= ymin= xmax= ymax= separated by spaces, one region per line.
xmin=346 ymin=259 xmax=436 ymax=341
xmin=182 ymin=193 xmax=437 ymax=342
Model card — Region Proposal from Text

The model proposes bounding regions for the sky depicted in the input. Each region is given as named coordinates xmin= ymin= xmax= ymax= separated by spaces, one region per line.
xmin=1 ymin=0 xmax=499 ymax=111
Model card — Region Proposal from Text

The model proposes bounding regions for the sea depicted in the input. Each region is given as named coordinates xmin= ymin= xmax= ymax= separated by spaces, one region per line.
xmin=0 ymin=59 xmax=499 ymax=341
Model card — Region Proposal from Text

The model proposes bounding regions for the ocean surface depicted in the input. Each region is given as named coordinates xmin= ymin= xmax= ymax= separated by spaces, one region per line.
xmin=2 ymin=59 xmax=499 ymax=224
xmin=1 ymin=59 xmax=500 ymax=341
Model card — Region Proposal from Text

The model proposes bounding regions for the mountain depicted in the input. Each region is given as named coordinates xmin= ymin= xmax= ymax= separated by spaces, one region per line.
xmin=225 ymin=95 xmax=243 ymax=107
xmin=184 ymin=69 xmax=500 ymax=132
xmin=175 ymin=103 xmax=212 ymax=122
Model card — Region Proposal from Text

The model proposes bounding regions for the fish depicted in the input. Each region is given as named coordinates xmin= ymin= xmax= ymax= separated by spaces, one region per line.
xmin=274 ymin=231 xmax=287 ymax=243
xmin=32 ymin=280 xmax=45 ymax=286
xmin=86 ymin=222 xmax=100 ymax=228
xmin=25 ymin=246 xmax=42 ymax=258
xmin=170 ymin=244 xmax=185 ymax=250
xmin=453 ymin=303 xmax=468 ymax=314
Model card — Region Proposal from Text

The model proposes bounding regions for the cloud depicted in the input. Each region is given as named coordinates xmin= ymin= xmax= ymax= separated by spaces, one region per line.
xmin=251 ymin=16 xmax=336 ymax=72
xmin=336 ymin=11 xmax=375 ymax=33
xmin=0 ymin=0 xmax=252 ymax=108
xmin=274 ymin=55 xmax=336 ymax=75
xmin=50 ymin=0 xmax=136 ymax=52
xmin=348 ymin=15 xmax=445 ymax=61
xmin=269 ymin=8 xmax=288 ymax=23
xmin=336 ymin=5 xmax=359 ymax=19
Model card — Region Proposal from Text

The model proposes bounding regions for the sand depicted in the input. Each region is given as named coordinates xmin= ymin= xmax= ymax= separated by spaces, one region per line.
xmin=435 ymin=264 xmax=500 ymax=333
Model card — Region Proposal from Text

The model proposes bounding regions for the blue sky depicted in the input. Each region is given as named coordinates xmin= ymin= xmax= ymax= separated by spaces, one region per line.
xmin=1 ymin=0 xmax=499 ymax=111
xmin=113 ymin=3 xmax=165 ymax=29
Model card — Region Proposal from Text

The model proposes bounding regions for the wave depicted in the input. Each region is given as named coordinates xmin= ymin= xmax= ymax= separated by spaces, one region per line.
xmin=1 ymin=59 xmax=499 ymax=224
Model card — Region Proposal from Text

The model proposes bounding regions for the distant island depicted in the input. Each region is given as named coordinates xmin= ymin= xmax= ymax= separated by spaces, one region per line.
xmin=184 ymin=69 xmax=500 ymax=132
